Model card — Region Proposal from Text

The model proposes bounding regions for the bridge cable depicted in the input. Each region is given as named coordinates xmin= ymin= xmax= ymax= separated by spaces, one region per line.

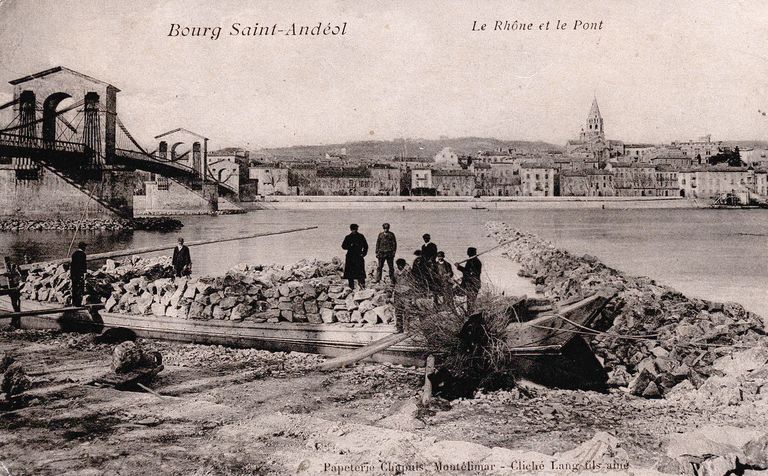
xmin=0 ymin=98 xmax=19 ymax=111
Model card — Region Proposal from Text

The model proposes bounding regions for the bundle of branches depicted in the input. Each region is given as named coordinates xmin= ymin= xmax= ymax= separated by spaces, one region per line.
xmin=393 ymin=282 xmax=524 ymax=398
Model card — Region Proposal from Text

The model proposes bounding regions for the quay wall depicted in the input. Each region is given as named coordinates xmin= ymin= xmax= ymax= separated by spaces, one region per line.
xmin=134 ymin=180 xmax=216 ymax=216
xmin=0 ymin=166 xmax=137 ymax=219
xmin=246 ymin=195 xmax=698 ymax=210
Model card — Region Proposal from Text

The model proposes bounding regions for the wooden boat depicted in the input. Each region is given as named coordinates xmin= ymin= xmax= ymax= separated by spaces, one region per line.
xmin=1 ymin=292 xmax=614 ymax=380
xmin=505 ymin=291 xmax=615 ymax=390
xmin=0 ymin=296 xmax=424 ymax=365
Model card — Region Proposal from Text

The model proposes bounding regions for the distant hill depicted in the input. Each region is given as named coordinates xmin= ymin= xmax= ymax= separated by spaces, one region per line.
xmin=252 ymin=137 xmax=563 ymax=160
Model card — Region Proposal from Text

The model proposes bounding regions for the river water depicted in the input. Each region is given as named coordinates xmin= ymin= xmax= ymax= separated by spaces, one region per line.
xmin=1 ymin=208 xmax=766 ymax=314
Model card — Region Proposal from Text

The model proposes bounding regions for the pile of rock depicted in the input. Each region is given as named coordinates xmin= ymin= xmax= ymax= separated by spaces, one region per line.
xmin=0 ymin=353 xmax=30 ymax=400
xmin=0 ymin=217 xmax=183 ymax=232
xmin=20 ymin=256 xmax=176 ymax=306
xmin=486 ymin=221 xmax=766 ymax=398
xmin=104 ymin=258 xmax=396 ymax=325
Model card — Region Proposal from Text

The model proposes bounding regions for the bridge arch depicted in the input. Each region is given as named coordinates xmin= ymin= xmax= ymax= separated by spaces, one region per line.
xmin=170 ymin=141 xmax=186 ymax=162
xmin=8 ymin=67 xmax=121 ymax=164
xmin=42 ymin=92 xmax=72 ymax=142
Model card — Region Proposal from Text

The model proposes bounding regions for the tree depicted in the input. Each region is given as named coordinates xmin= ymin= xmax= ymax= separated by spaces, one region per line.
xmin=708 ymin=147 xmax=744 ymax=167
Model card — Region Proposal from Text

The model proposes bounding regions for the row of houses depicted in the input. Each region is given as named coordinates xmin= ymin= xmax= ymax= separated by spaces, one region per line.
xmin=560 ymin=163 xmax=768 ymax=198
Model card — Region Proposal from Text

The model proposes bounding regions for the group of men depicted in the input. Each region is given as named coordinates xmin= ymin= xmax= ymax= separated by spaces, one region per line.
xmin=341 ymin=223 xmax=483 ymax=308
xmin=66 ymin=224 xmax=481 ymax=310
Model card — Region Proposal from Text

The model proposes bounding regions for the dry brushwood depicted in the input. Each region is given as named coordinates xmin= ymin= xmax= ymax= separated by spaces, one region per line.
xmin=393 ymin=283 xmax=522 ymax=396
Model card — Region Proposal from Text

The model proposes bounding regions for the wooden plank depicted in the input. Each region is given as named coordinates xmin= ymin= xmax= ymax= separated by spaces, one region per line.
xmin=0 ymin=304 xmax=102 ymax=319
xmin=318 ymin=332 xmax=411 ymax=370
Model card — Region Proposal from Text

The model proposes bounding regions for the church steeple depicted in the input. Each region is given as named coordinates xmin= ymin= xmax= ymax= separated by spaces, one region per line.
xmin=581 ymin=97 xmax=604 ymax=141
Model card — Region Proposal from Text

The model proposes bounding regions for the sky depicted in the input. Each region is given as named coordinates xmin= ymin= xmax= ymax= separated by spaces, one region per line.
xmin=1 ymin=0 xmax=768 ymax=150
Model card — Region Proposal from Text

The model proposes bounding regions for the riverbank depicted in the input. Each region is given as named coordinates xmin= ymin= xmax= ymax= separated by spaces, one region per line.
xmin=1 ymin=327 xmax=767 ymax=475
xmin=2 ymin=223 xmax=768 ymax=474
xmin=0 ymin=217 xmax=183 ymax=233
xmin=244 ymin=196 xmax=699 ymax=210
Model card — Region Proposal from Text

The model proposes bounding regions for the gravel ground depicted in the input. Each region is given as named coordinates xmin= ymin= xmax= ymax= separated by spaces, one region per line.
xmin=0 ymin=328 xmax=765 ymax=475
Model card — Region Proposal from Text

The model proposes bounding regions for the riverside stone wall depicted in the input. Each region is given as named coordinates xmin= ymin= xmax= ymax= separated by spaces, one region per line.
xmin=486 ymin=221 xmax=766 ymax=398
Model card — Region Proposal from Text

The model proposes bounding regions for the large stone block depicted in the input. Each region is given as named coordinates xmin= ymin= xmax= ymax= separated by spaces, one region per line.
xmin=363 ymin=310 xmax=380 ymax=324
xmin=151 ymin=303 xmax=167 ymax=317
xmin=353 ymin=289 xmax=375 ymax=301
xmin=321 ymin=308 xmax=336 ymax=324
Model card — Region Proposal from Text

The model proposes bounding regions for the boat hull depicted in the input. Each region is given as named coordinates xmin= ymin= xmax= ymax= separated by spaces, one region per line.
xmin=0 ymin=296 xmax=425 ymax=366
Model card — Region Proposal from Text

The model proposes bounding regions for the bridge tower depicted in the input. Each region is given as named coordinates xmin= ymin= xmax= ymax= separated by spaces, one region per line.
xmin=154 ymin=128 xmax=209 ymax=180
xmin=9 ymin=66 xmax=119 ymax=167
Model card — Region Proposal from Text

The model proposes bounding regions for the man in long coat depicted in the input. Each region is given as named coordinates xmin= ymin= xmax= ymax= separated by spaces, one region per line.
xmin=172 ymin=237 xmax=192 ymax=278
xmin=70 ymin=242 xmax=87 ymax=306
xmin=342 ymin=224 xmax=368 ymax=289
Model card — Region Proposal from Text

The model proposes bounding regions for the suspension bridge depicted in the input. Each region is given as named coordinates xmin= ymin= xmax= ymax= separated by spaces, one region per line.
xmin=0 ymin=66 xmax=238 ymax=217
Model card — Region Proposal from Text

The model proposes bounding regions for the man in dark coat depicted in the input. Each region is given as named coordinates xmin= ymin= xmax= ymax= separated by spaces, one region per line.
xmin=70 ymin=242 xmax=87 ymax=306
xmin=172 ymin=237 xmax=192 ymax=278
xmin=374 ymin=222 xmax=397 ymax=284
xmin=456 ymin=246 xmax=482 ymax=311
xmin=421 ymin=234 xmax=438 ymax=262
xmin=342 ymin=224 xmax=368 ymax=289
xmin=435 ymin=251 xmax=454 ymax=289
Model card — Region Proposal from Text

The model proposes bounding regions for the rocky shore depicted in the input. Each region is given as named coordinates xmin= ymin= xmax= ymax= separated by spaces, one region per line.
xmin=0 ymin=217 xmax=183 ymax=232
xmin=486 ymin=221 xmax=767 ymax=399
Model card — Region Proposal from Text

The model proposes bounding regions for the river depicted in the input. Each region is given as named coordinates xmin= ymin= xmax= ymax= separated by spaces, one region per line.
xmin=1 ymin=208 xmax=766 ymax=314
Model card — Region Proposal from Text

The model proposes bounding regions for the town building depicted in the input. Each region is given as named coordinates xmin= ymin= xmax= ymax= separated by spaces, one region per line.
xmin=473 ymin=162 xmax=522 ymax=196
xmin=520 ymin=163 xmax=555 ymax=196
xmin=248 ymin=165 xmax=290 ymax=196
xmin=654 ymin=166 xmax=680 ymax=197
xmin=649 ymin=147 xmax=693 ymax=169
xmin=623 ymin=144 xmax=656 ymax=161
xmin=431 ymin=168 xmax=475 ymax=196
xmin=560 ymin=169 xmax=615 ymax=196
xmin=287 ymin=165 xmax=400 ymax=196
xmin=671 ymin=135 xmax=722 ymax=164
xmin=433 ymin=147 xmax=460 ymax=166
xmin=677 ymin=166 xmax=761 ymax=199
xmin=608 ymin=162 xmax=658 ymax=196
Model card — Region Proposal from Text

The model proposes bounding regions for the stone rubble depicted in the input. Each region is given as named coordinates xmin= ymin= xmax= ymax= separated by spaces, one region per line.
xmin=0 ymin=352 xmax=31 ymax=399
xmin=20 ymin=256 xmax=176 ymax=306
xmin=486 ymin=221 xmax=767 ymax=399
xmin=103 ymin=258 xmax=396 ymax=325
xmin=0 ymin=217 xmax=183 ymax=232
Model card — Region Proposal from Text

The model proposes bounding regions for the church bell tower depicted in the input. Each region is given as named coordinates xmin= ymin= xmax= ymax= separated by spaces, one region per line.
xmin=580 ymin=98 xmax=605 ymax=142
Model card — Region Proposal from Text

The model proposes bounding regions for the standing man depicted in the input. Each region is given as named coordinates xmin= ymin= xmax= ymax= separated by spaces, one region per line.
xmin=456 ymin=247 xmax=482 ymax=311
xmin=1 ymin=257 xmax=22 ymax=314
xmin=435 ymin=251 xmax=454 ymax=289
xmin=172 ymin=237 xmax=192 ymax=278
xmin=421 ymin=234 xmax=438 ymax=263
xmin=375 ymin=223 xmax=397 ymax=284
xmin=70 ymin=242 xmax=87 ymax=306
xmin=342 ymin=224 xmax=368 ymax=290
